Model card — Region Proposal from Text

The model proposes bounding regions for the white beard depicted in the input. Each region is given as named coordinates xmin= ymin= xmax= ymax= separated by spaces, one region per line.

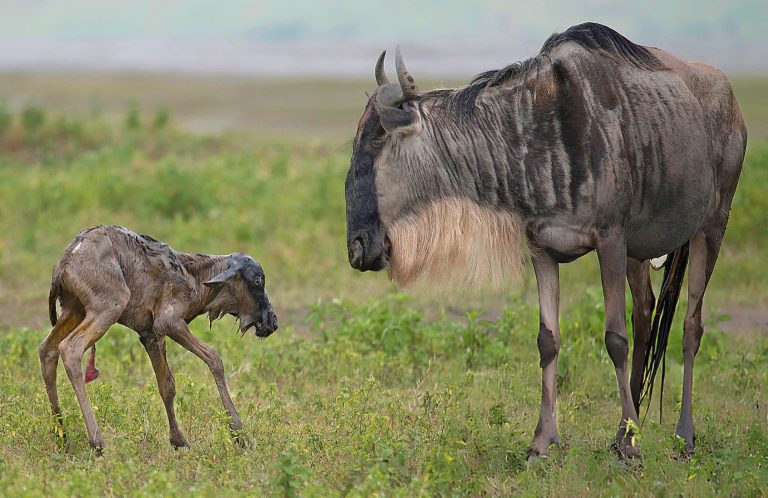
xmin=385 ymin=196 xmax=529 ymax=293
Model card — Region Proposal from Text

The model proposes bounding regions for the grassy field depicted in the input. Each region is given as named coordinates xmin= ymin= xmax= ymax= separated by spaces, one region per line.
xmin=0 ymin=74 xmax=766 ymax=496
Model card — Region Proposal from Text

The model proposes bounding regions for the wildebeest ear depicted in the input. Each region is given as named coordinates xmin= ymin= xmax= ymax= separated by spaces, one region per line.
xmin=204 ymin=268 xmax=238 ymax=288
xmin=377 ymin=103 xmax=421 ymax=134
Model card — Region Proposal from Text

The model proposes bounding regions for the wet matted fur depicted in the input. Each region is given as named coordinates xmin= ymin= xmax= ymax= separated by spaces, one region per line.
xmin=39 ymin=225 xmax=277 ymax=453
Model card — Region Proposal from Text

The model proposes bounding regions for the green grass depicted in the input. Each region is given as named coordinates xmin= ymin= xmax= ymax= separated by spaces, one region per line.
xmin=0 ymin=81 xmax=766 ymax=496
xmin=1 ymin=295 xmax=766 ymax=496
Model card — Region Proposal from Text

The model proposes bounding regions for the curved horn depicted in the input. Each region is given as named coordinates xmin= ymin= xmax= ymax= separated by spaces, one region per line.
xmin=376 ymin=83 xmax=404 ymax=108
xmin=375 ymin=50 xmax=390 ymax=86
xmin=395 ymin=46 xmax=419 ymax=100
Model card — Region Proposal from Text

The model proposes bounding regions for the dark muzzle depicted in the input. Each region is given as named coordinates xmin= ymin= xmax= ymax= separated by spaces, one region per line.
xmin=347 ymin=231 xmax=388 ymax=272
xmin=256 ymin=308 xmax=278 ymax=338
xmin=348 ymin=236 xmax=366 ymax=269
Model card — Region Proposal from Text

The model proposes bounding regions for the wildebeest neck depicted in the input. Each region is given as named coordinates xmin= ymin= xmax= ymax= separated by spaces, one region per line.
xmin=178 ymin=254 xmax=231 ymax=320
xmin=376 ymin=92 xmax=543 ymax=227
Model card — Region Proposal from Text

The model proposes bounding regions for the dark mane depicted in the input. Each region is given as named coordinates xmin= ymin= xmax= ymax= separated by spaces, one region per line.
xmin=541 ymin=22 xmax=664 ymax=70
xmin=422 ymin=22 xmax=665 ymax=114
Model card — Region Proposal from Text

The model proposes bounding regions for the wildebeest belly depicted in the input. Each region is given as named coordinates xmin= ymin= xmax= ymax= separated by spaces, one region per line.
xmin=624 ymin=163 xmax=714 ymax=260
xmin=118 ymin=310 xmax=154 ymax=333
xmin=528 ymin=217 xmax=596 ymax=263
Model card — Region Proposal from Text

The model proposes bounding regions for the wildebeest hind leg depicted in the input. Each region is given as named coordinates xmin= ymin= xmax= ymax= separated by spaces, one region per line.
xmin=39 ymin=305 xmax=84 ymax=431
xmin=626 ymin=258 xmax=654 ymax=413
xmin=676 ymin=224 xmax=724 ymax=457
xmin=529 ymin=251 xmax=561 ymax=459
xmin=59 ymin=300 xmax=127 ymax=453
xmin=677 ymin=128 xmax=742 ymax=457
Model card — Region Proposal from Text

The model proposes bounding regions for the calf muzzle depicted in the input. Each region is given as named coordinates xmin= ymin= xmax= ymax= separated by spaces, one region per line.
xmin=255 ymin=308 xmax=278 ymax=337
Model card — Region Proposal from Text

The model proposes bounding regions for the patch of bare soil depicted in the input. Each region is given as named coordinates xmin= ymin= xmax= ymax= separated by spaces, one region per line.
xmin=705 ymin=306 xmax=768 ymax=337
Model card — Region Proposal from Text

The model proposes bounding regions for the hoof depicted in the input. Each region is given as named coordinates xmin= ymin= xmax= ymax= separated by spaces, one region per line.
xmin=612 ymin=434 xmax=642 ymax=460
xmin=612 ymin=420 xmax=642 ymax=460
xmin=230 ymin=428 xmax=249 ymax=448
xmin=170 ymin=436 xmax=190 ymax=449
xmin=51 ymin=414 xmax=67 ymax=442
xmin=528 ymin=433 xmax=559 ymax=465
xmin=527 ymin=452 xmax=549 ymax=470
xmin=675 ymin=448 xmax=695 ymax=462
xmin=673 ymin=434 xmax=695 ymax=461
xmin=89 ymin=438 xmax=105 ymax=456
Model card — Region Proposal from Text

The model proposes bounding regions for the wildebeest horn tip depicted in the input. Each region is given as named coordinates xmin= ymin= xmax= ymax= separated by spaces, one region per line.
xmin=375 ymin=50 xmax=390 ymax=86
xmin=395 ymin=45 xmax=418 ymax=100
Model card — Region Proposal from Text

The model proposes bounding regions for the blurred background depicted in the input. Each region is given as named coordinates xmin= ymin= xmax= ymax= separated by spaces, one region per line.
xmin=0 ymin=0 xmax=766 ymax=330
xmin=0 ymin=0 xmax=766 ymax=136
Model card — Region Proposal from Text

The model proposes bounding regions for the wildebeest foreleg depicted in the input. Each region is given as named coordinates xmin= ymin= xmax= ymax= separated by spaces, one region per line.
xmin=529 ymin=252 xmax=561 ymax=459
xmin=626 ymin=258 xmax=655 ymax=413
xmin=139 ymin=334 xmax=189 ymax=449
xmin=597 ymin=234 xmax=641 ymax=459
xmin=168 ymin=323 xmax=246 ymax=446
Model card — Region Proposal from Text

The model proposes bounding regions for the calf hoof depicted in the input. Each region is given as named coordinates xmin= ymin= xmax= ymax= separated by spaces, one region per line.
xmin=230 ymin=429 xmax=250 ymax=449
xmin=51 ymin=414 xmax=67 ymax=442
xmin=89 ymin=438 xmax=105 ymax=456
xmin=526 ymin=453 xmax=548 ymax=470
xmin=170 ymin=435 xmax=190 ymax=449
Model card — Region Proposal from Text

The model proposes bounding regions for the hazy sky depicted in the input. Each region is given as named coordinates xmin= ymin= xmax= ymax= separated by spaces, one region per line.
xmin=0 ymin=1 xmax=764 ymax=74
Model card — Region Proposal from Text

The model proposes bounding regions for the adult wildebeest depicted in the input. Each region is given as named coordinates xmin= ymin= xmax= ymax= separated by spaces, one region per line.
xmin=345 ymin=23 xmax=746 ymax=459
xmin=40 ymin=226 xmax=278 ymax=452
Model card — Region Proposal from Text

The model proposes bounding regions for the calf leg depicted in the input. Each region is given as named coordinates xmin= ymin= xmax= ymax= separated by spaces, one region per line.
xmin=139 ymin=334 xmax=189 ymax=449
xmin=167 ymin=323 xmax=245 ymax=445
xmin=59 ymin=312 xmax=121 ymax=453
xmin=529 ymin=252 xmax=561 ymax=458
xmin=626 ymin=258 xmax=655 ymax=413
xmin=597 ymin=233 xmax=641 ymax=459
xmin=39 ymin=307 xmax=84 ymax=426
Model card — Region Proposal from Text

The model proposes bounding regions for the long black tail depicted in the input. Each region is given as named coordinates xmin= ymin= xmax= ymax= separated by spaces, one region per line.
xmin=638 ymin=242 xmax=690 ymax=420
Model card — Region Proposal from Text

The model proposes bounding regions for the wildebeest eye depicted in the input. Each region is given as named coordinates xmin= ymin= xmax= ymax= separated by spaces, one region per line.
xmin=370 ymin=138 xmax=384 ymax=149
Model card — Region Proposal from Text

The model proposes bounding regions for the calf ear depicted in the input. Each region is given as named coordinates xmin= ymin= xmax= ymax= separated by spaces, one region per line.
xmin=204 ymin=268 xmax=238 ymax=288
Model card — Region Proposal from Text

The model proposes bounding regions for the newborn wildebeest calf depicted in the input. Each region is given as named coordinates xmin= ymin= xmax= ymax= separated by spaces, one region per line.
xmin=39 ymin=225 xmax=278 ymax=452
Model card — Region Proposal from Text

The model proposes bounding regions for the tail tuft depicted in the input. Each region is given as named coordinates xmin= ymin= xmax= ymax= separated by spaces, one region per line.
xmin=638 ymin=242 xmax=690 ymax=420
